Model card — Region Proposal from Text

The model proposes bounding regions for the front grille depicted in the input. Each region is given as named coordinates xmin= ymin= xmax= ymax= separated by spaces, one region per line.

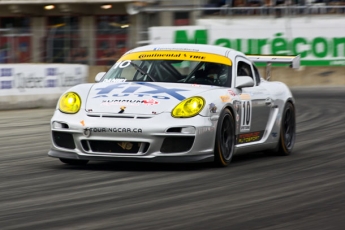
xmin=81 ymin=140 xmax=90 ymax=151
xmin=52 ymin=131 xmax=75 ymax=149
xmin=166 ymin=127 xmax=182 ymax=133
xmin=160 ymin=137 xmax=195 ymax=153
xmin=81 ymin=140 xmax=149 ymax=154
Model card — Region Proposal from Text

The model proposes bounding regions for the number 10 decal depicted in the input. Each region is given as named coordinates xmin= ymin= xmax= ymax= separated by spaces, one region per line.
xmin=240 ymin=100 xmax=252 ymax=132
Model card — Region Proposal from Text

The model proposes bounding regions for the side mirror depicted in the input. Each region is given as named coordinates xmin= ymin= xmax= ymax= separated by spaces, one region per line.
xmin=236 ymin=76 xmax=254 ymax=88
xmin=95 ymin=72 xmax=106 ymax=82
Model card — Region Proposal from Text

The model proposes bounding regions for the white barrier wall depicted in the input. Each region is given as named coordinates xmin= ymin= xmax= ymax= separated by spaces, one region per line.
xmin=0 ymin=64 xmax=88 ymax=110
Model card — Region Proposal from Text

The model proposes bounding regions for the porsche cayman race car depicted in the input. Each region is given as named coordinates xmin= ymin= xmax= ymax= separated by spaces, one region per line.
xmin=48 ymin=44 xmax=299 ymax=167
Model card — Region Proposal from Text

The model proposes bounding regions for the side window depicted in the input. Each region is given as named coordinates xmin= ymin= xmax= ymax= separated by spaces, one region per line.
xmin=253 ymin=65 xmax=261 ymax=85
xmin=237 ymin=61 xmax=253 ymax=78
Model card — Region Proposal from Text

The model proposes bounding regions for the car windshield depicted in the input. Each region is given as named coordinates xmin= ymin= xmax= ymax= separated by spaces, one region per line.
xmin=101 ymin=59 xmax=232 ymax=87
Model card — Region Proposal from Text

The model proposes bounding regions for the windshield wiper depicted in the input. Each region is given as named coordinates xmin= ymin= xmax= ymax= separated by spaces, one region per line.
xmin=130 ymin=62 xmax=156 ymax=82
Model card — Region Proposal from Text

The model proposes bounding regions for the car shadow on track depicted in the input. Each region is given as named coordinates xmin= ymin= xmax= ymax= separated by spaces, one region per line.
xmin=49 ymin=151 xmax=282 ymax=172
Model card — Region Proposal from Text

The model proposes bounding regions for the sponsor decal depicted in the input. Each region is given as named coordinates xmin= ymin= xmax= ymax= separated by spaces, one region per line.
xmin=237 ymin=131 xmax=264 ymax=144
xmin=240 ymin=93 xmax=251 ymax=100
xmin=152 ymin=111 xmax=157 ymax=114
xmin=220 ymin=94 xmax=231 ymax=102
xmin=83 ymin=128 xmax=91 ymax=137
xmin=143 ymin=99 xmax=159 ymax=105
xmin=228 ymin=90 xmax=236 ymax=97
xmin=101 ymin=98 xmax=159 ymax=106
xmin=137 ymin=52 xmax=206 ymax=60
xmin=119 ymin=51 xmax=232 ymax=65
xmin=80 ymin=120 xmax=85 ymax=126
xmin=103 ymin=78 xmax=127 ymax=83
xmin=209 ymin=103 xmax=217 ymax=113
xmin=271 ymin=132 xmax=278 ymax=137
xmin=102 ymin=99 xmax=143 ymax=106
xmin=240 ymin=100 xmax=252 ymax=132
xmin=95 ymin=82 xmax=188 ymax=101
xmin=139 ymin=53 xmax=183 ymax=58
xmin=84 ymin=127 xmax=143 ymax=134
xmin=118 ymin=106 xmax=126 ymax=113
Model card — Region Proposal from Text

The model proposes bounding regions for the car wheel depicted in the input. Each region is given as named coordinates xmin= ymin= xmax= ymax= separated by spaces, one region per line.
xmin=214 ymin=108 xmax=235 ymax=167
xmin=59 ymin=158 xmax=89 ymax=165
xmin=275 ymin=102 xmax=296 ymax=155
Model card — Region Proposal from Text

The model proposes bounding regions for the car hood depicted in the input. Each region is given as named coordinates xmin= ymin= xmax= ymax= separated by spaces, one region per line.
xmin=85 ymin=82 xmax=216 ymax=114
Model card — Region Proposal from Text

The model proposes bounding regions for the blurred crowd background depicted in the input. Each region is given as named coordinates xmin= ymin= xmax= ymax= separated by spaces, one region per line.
xmin=0 ymin=0 xmax=344 ymax=66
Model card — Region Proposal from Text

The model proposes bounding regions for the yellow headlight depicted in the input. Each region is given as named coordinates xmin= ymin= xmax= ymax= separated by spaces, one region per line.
xmin=172 ymin=96 xmax=205 ymax=118
xmin=59 ymin=92 xmax=81 ymax=114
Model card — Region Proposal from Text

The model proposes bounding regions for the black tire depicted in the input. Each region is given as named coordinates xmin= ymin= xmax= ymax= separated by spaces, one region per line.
xmin=214 ymin=108 xmax=235 ymax=167
xmin=274 ymin=102 xmax=296 ymax=156
xmin=59 ymin=158 xmax=89 ymax=165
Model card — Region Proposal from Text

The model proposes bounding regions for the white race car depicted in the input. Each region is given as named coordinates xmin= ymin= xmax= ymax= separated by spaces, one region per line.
xmin=48 ymin=44 xmax=299 ymax=167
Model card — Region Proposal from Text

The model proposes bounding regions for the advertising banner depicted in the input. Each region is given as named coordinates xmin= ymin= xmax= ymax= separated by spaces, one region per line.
xmin=0 ymin=64 xmax=88 ymax=110
xmin=149 ymin=17 xmax=345 ymax=66
xmin=0 ymin=64 xmax=88 ymax=95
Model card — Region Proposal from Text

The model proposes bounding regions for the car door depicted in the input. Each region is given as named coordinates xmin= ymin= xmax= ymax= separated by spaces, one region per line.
xmin=234 ymin=57 xmax=271 ymax=141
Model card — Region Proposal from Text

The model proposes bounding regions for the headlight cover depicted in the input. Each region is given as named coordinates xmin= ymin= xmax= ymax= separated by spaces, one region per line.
xmin=59 ymin=92 xmax=81 ymax=114
xmin=172 ymin=96 xmax=205 ymax=118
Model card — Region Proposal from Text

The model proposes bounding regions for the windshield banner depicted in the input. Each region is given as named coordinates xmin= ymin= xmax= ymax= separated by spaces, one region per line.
xmin=119 ymin=51 xmax=232 ymax=66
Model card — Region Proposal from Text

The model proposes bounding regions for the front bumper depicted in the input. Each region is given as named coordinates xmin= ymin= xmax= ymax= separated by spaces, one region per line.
xmin=48 ymin=110 xmax=217 ymax=163
xmin=48 ymin=149 xmax=214 ymax=163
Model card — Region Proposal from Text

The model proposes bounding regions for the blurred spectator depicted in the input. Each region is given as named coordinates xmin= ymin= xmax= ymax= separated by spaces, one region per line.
xmin=100 ymin=49 xmax=118 ymax=66
xmin=204 ymin=0 xmax=227 ymax=15
xmin=76 ymin=47 xmax=88 ymax=64
xmin=275 ymin=0 xmax=286 ymax=17
xmin=247 ymin=0 xmax=264 ymax=14
xmin=0 ymin=45 xmax=7 ymax=63
xmin=69 ymin=46 xmax=88 ymax=64
xmin=326 ymin=0 xmax=343 ymax=13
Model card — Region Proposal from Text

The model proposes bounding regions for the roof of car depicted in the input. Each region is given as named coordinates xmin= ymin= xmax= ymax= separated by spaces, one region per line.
xmin=127 ymin=44 xmax=245 ymax=58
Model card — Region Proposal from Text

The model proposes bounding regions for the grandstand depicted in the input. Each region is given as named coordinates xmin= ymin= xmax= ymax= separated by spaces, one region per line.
xmin=0 ymin=0 xmax=344 ymax=65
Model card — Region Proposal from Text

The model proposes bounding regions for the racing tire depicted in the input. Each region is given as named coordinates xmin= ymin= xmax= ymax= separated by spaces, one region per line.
xmin=273 ymin=102 xmax=296 ymax=156
xmin=59 ymin=158 xmax=89 ymax=165
xmin=214 ymin=108 xmax=235 ymax=167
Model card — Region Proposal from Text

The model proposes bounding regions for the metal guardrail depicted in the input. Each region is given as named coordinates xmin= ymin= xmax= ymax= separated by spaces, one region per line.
xmin=142 ymin=5 xmax=345 ymax=15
